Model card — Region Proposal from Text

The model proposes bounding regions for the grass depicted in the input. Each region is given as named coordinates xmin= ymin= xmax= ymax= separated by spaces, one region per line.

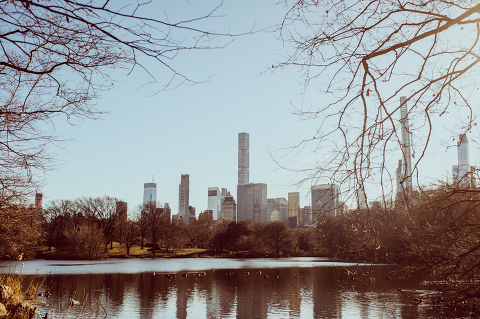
xmin=33 ymin=243 xmax=210 ymax=259
xmin=0 ymin=271 xmax=23 ymax=305
xmin=105 ymin=243 xmax=209 ymax=258
xmin=101 ymin=242 xmax=210 ymax=258
xmin=0 ymin=264 xmax=44 ymax=319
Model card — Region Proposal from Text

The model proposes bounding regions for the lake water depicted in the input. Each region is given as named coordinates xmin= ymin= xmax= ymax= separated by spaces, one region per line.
xmin=0 ymin=257 xmax=456 ymax=318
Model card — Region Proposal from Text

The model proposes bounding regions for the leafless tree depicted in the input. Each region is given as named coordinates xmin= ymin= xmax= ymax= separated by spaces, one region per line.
xmin=122 ymin=219 xmax=138 ymax=256
xmin=163 ymin=219 xmax=187 ymax=254
xmin=94 ymin=196 xmax=119 ymax=250
xmin=277 ymin=0 xmax=480 ymax=200
xmin=402 ymin=184 xmax=480 ymax=302
xmin=61 ymin=222 xmax=105 ymax=259
xmin=43 ymin=199 xmax=76 ymax=250
xmin=187 ymin=212 xmax=214 ymax=249
xmin=134 ymin=204 xmax=148 ymax=250
xmin=0 ymin=203 xmax=42 ymax=259
xmin=0 ymin=0 xmax=239 ymax=201
xmin=142 ymin=201 xmax=168 ymax=256
xmin=262 ymin=221 xmax=292 ymax=257
xmin=277 ymin=2 xmax=480 ymax=306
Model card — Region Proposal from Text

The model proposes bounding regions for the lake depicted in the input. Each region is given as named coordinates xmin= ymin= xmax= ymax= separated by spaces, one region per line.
xmin=0 ymin=257 xmax=457 ymax=318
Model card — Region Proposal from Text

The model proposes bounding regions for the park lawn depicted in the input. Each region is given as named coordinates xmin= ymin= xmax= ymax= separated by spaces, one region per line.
xmin=30 ymin=244 xmax=210 ymax=259
xmin=105 ymin=243 xmax=209 ymax=258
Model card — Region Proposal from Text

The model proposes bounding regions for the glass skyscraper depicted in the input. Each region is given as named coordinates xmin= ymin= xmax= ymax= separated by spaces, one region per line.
xmin=208 ymin=187 xmax=221 ymax=220
xmin=143 ymin=182 xmax=157 ymax=205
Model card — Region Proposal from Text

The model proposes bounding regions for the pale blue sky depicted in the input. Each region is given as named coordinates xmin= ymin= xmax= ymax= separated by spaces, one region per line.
xmin=39 ymin=0 xmax=479 ymax=216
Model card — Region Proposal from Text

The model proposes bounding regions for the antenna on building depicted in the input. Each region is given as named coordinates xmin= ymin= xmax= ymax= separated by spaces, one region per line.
xmin=152 ymin=175 xmax=154 ymax=183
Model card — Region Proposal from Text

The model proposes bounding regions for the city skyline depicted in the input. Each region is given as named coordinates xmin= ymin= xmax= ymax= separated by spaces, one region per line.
xmin=36 ymin=1 xmax=477 ymax=217
xmin=37 ymin=117 xmax=475 ymax=219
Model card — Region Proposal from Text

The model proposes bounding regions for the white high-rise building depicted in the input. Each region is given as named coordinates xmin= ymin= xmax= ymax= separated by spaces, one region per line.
xmin=208 ymin=187 xmax=222 ymax=220
xmin=238 ymin=132 xmax=249 ymax=185
xmin=397 ymin=96 xmax=413 ymax=196
xmin=178 ymin=174 xmax=190 ymax=219
xmin=453 ymin=134 xmax=472 ymax=186
xmin=143 ymin=182 xmax=157 ymax=205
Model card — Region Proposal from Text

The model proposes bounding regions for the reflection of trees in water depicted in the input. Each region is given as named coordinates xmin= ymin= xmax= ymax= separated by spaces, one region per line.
xmin=35 ymin=265 xmax=428 ymax=318
xmin=43 ymin=274 xmax=126 ymax=317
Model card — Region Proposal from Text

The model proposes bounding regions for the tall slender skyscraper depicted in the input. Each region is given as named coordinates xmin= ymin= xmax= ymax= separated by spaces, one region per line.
xmin=398 ymin=96 xmax=412 ymax=194
xmin=238 ymin=132 xmax=249 ymax=185
xmin=178 ymin=174 xmax=190 ymax=219
xmin=453 ymin=134 xmax=472 ymax=186
xmin=143 ymin=182 xmax=157 ymax=205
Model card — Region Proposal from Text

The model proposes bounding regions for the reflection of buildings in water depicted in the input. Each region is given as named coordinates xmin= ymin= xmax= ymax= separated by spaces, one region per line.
xmin=175 ymin=275 xmax=196 ymax=319
xmin=235 ymin=271 xmax=269 ymax=318
xmin=131 ymin=273 xmax=180 ymax=319
xmin=206 ymin=280 xmax=221 ymax=318
xmin=106 ymin=274 xmax=127 ymax=307
xmin=312 ymin=267 xmax=342 ymax=318
xmin=206 ymin=274 xmax=237 ymax=317
xmin=137 ymin=273 xmax=157 ymax=319
xmin=38 ymin=264 xmax=429 ymax=318
xmin=284 ymin=268 xmax=301 ymax=315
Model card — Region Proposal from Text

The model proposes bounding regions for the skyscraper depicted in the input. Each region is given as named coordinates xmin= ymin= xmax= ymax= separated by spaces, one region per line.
xmin=267 ymin=198 xmax=288 ymax=222
xmin=208 ymin=187 xmax=221 ymax=220
xmin=143 ymin=182 xmax=157 ymax=205
xmin=357 ymin=188 xmax=367 ymax=209
xmin=221 ymin=191 xmax=236 ymax=221
xmin=178 ymin=174 xmax=190 ymax=219
xmin=220 ymin=188 xmax=227 ymax=217
xmin=453 ymin=134 xmax=472 ymax=186
xmin=300 ymin=206 xmax=312 ymax=226
xmin=238 ymin=132 xmax=249 ymax=185
xmin=237 ymin=183 xmax=267 ymax=223
xmin=288 ymin=192 xmax=300 ymax=228
xmin=35 ymin=192 xmax=43 ymax=208
xmin=164 ymin=203 xmax=172 ymax=222
xmin=273 ymin=197 xmax=288 ymax=222
xmin=398 ymin=96 xmax=412 ymax=193
xmin=311 ymin=184 xmax=341 ymax=222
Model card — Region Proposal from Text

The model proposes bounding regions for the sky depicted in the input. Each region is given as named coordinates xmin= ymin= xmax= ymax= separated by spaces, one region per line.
xmin=38 ymin=0 xmax=480 ymax=217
